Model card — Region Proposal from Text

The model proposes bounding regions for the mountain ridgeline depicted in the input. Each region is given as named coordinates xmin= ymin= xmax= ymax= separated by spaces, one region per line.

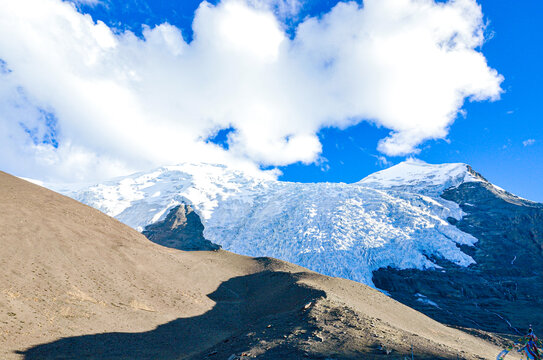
xmin=65 ymin=160 xmax=543 ymax=335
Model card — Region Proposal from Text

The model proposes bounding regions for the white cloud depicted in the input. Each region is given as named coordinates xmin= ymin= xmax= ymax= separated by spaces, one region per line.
xmin=70 ymin=0 xmax=102 ymax=5
xmin=0 ymin=0 xmax=503 ymax=182
xmin=523 ymin=139 xmax=536 ymax=147
xmin=248 ymin=0 xmax=303 ymax=17
xmin=373 ymin=155 xmax=392 ymax=168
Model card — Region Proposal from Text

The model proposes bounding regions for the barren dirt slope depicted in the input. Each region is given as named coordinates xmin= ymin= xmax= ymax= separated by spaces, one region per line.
xmin=0 ymin=171 xmax=513 ymax=359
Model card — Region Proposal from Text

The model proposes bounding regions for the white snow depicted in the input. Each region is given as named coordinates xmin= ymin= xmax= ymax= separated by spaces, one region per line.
xmin=511 ymin=255 xmax=517 ymax=265
xmin=60 ymin=160 xmax=482 ymax=287
xmin=19 ymin=177 xmax=44 ymax=186
xmin=358 ymin=158 xmax=482 ymax=196
xmin=415 ymin=293 xmax=440 ymax=308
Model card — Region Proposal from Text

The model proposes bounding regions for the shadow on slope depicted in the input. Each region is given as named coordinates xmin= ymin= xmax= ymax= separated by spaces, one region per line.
xmin=17 ymin=271 xmax=326 ymax=360
xmin=16 ymin=269 xmax=481 ymax=360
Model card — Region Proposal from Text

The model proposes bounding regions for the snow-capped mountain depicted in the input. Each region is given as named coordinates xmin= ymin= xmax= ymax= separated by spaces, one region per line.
xmin=358 ymin=160 xmax=485 ymax=196
xmin=65 ymin=159 xmax=482 ymax=286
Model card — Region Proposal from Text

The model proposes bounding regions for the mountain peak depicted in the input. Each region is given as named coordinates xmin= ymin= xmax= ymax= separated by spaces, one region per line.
xmin=358 ymin=159 xmax=485 ymax=196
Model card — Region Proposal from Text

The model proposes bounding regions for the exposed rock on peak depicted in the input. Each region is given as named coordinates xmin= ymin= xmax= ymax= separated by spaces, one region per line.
xmin=375 ymin=178 xmax=543 ymax=334
xmin=142 ymin=204 xmax=221 ymax=251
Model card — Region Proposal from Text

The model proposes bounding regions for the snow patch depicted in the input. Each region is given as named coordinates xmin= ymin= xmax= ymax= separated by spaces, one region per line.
xmin=415 ymin=293 xmax=440 ymax=308
xmin=19 ymin=177 xmax=44 ymax=186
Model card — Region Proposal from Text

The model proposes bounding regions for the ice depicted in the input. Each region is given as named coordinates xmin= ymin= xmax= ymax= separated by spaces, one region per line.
xmin=63 ymin=160 xmax=481 ymax=287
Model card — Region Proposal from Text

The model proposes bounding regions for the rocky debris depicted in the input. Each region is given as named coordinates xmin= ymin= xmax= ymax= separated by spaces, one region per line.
xmin=374 ymin=174 xmax=543 ymax=335
xmin=142 ymin=204 xmax=221 ymax=251
xmin=189 ymin=297 xmax=491 ymax=360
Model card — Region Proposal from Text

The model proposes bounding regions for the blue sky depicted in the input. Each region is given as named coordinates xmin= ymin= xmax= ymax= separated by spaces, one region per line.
xmin=0 ymin=0 xmax=541 ymax=201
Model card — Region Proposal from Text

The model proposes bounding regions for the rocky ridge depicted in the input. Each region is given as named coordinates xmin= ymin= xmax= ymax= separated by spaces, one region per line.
xmin=142 ymin=204 xmax=221 ymax=251
xmin=374 ymin=166 xmax=543 ymax=334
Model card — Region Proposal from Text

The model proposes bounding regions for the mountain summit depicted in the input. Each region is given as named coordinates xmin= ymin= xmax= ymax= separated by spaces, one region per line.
xmin=358 ymin=159 xmax=486 ymax=195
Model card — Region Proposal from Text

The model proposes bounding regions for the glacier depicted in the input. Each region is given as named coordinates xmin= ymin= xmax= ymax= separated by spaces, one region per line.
xmin=63 ymin=159 xmax=482 ymax=287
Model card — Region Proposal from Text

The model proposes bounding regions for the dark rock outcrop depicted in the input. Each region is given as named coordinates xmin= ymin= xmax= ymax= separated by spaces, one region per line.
xmin=374 ymin=170 xmax=543 ymax=335
xmin=142 ymin=204 xmax=221 ymax=251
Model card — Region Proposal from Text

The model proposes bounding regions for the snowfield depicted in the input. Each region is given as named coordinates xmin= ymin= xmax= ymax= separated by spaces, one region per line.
xmin=64 ymin=159 xmax=481 ymax=286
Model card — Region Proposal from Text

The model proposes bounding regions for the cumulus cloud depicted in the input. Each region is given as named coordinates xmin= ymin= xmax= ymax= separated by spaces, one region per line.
xmin=0 ymin=0 xmax=503 ymax=182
